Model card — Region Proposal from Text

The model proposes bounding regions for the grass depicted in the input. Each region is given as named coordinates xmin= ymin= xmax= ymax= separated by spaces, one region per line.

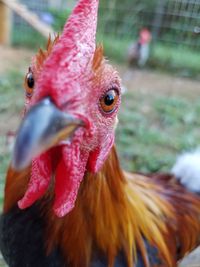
xmin=150 ymin=44 xmax=200 ymax=78
xmin=116 ymin=91 xmax=200 ymax=172
xmin=0 ymin=70 xmax=24 ymax=115
xmin=0 ymin=70 xmax=24 ymax=210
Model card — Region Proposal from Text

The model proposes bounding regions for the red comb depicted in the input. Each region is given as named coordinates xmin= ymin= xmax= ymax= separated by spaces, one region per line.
xmin=33 ymin=0 xmax=99 ymax=106
xmin=57 ymin=0 xmax=99 ymax=71
xmin=61 ymin=0 xmax=99 ymax=55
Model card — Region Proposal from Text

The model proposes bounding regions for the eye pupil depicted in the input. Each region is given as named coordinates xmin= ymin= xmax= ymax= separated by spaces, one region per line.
xmin=27 ymin=73 xmax=34 ymax=89
xmin=104 ymin=93 xmax=115 ymax=106
xmin=100 ymin=89 xmax=119 ymax=114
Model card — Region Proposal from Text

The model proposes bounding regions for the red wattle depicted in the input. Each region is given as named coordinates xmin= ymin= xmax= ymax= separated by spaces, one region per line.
xmin=87 ymin=135 xmax=114 ymax=173
xmin=17 ymin=142 xmax=88 ymax=218
xmin=53 ymin=144 xmax=88 ymax=217
xmin=18 ymin=152 xmax=52 ymax=209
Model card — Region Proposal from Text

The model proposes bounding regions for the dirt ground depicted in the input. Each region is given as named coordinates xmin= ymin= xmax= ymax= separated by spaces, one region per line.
xmin=0 ymin=45 xmax=200 ymax=266
xmin=0 ymin=45 xmax=33 ymax=74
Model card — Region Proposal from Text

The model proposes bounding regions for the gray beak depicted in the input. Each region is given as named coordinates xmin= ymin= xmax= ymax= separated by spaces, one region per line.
xmin=12 ymin=98 xmax=83 ymax=171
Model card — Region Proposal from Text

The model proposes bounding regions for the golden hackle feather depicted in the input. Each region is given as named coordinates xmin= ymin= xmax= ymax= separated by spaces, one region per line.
xmin=4 ymin=36 xmax=200 ymax=267
xmin=92 ymin=45 xmax=104 ymax=71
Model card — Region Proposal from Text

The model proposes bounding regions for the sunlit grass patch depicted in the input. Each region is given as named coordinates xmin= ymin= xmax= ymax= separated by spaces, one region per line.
xmin=116 ymin=91 xmax=200 ymax=173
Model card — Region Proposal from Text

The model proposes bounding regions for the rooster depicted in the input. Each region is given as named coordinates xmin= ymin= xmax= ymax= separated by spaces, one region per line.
xmin=1 ymin=0 xmax=200 ymax=267
xmin=128 ymin=28 xmax=152 ymax=67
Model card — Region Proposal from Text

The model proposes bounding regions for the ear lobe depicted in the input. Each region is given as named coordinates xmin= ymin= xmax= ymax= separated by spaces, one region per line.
xmin=87 ymin=136 xmax=114 ymax=173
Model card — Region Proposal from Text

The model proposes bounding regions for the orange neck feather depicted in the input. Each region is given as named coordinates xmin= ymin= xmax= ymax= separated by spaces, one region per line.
xmin=45 ymin=146 xmax=132 ymax=267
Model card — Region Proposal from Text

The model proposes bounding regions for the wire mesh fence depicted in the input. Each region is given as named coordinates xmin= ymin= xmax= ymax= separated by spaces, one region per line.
xmin=98 ymin=0 xmax=200 ymax=49
xmin=11 ymin=0 xmax=70 ymax=47
xmin=11 ymin=0 xmax=200 ymax=50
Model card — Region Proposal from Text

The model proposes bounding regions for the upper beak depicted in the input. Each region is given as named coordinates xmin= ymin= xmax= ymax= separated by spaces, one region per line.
xmin=12 ymin=98 xmax=83 ymax=171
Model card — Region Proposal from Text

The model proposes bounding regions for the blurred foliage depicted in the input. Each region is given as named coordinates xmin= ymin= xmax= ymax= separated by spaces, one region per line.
xmin=12 ymin=26 xmax=46 ymax=49
xmin=0 ymin=71 xmax=24 ymax=209
xmin=116 ymin=91 xmax=200 ymax=173
xmin=149 ymin=44 xmax=200 ymax=78
xmin=0 ymin=153 xmax=9 ymax=203
xmin=0 ymin=70 xmax=24 ymax=109
xmin=49 ymin=8 xmax=71 ymax=32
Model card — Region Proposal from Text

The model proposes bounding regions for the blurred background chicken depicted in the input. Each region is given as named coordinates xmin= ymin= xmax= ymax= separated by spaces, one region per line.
xmin=128 ymin=28 xmax=152 ymax=68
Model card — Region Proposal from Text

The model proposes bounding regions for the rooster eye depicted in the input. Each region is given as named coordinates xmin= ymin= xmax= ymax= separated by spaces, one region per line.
xmin=24 ymin=70 xmax=35 ymax=97
xmin=100 ymin=89 xmax=119 ymax=114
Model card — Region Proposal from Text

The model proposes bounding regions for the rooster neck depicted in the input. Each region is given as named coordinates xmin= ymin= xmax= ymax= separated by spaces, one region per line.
xmin=45 ymin=145 xmax=131 ymax=267
xmin=43 ymin=146 xmax=181 ymax=267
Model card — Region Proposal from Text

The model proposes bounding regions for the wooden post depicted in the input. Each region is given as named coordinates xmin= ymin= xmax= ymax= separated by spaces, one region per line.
xmin=152 ymin=0 xmax=166 ymax=41
xmin=0 ymin=1 xmax=11 ymax=45
xmin=150 ymin=0 xmax=166 ymax=55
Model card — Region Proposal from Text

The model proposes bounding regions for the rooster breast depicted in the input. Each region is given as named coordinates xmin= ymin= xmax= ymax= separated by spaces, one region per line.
xmin=0 ymin=204 xmax=65 ymax=267
xmin=0 ymin=204 xmax=162 ymax=267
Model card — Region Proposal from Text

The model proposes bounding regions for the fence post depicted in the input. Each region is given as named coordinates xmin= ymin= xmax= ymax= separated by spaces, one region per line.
xmin=0 ymin=1 xmax=11 ymax=45
xmin=152 ymin=0 xmax=166 ymax=41
xmin=150 ymin=0 xmax=166 ymax=56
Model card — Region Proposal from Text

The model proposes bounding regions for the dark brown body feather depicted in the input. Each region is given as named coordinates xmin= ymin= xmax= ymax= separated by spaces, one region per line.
xmin=3 ymin=146 xmax=200 ymax=267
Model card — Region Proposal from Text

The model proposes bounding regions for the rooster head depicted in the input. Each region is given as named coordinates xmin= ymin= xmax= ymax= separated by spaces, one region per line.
xmin=12 ymin=0 xmax=121 ymax=217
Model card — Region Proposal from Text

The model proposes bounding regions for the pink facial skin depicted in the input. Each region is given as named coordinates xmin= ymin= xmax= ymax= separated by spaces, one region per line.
xmin=18 ymin=0 xmax=122 ymax=217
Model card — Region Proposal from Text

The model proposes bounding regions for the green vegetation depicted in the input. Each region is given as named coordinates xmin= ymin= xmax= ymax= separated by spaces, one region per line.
xmin=12 ymin=26 xmax=46 ymax=49
xmin=97 ymin=34 xmax=130 ymax=62
xmin=49 ymin=9 xmax=71 ymax=32
xmin=0 ymin=71 xmax=24 ymax=207
xmin=0 ymin=153 xmax=10 ymax=205
xmin=0 ymin=70 xmax=24 ymax=112
xmin=116 ymin=91 xmax=200 ymax=172
xmin=150 ymin=44 xmax=200 ymax=78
